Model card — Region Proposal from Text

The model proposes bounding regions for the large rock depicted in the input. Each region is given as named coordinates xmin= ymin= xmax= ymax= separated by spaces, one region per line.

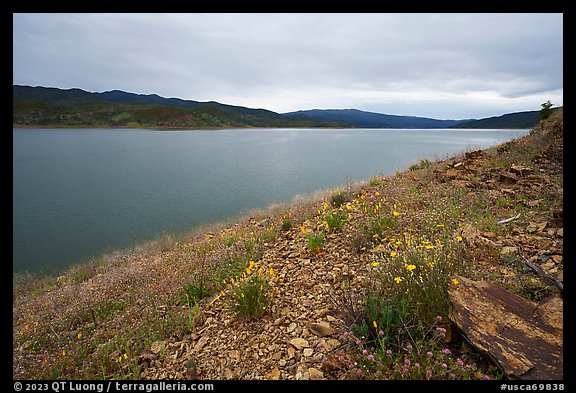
xmin=448 ymin=276 xmax=562 ymax=380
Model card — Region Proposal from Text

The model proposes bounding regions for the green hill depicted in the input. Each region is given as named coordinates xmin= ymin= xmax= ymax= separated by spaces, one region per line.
xmin=449 ymin=109 xmax=556 ymax=129
xmin=12 ymin=85 xmax=347 ymax=129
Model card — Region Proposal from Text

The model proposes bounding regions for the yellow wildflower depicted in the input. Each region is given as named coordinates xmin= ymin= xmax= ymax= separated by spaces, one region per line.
xmin=372 ymin=261 xmax=379 ymax=267
xmin=375 ymin=191 xmax=380 ymax=197
xmin=390 ymin=251 xmax=398 ymax=257
xmin=373 ymin=321 xmax=378 ymax=328
xmin=456 ymin=235 xmax=463 ymax=242
xmin=405 ymin=264 xmax=416 ymax=272
xmin=77 ymin=333 xmax=83 ymax=340
xmin=451 ymin=278 xmax=459 ymax=285
xmin=394 ymin=276 xmax=404 ymax=284
xmin=393 ymin=211 xmax=400 ymax=217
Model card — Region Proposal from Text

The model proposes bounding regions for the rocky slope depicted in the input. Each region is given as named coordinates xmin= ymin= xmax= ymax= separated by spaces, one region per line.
xmin=139 ymin=112 xmax=564 ymax=380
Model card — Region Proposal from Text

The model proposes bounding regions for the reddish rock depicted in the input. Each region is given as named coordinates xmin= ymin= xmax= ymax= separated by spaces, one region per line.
xmin=448 ymin=276 xmax=563 ymax=380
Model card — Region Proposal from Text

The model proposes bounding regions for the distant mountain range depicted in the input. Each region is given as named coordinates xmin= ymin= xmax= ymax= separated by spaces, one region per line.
xmin=283 ymin=109 xmax=468 ymax=128
xmin=13 ymin=85 xmax=544 ymax=129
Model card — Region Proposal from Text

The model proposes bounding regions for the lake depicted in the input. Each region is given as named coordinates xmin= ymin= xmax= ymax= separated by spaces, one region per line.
xmin=13 ymin=127 xmax=529 ymax=274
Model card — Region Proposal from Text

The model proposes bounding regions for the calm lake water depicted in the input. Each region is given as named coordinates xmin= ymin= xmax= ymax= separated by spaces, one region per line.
xmin=13 ymin=127 xmax=529 ymax=274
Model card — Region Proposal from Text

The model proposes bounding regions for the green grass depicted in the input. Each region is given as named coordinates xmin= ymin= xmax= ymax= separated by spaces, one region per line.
xmin=305 ymin=231 xmax=325 ymax=255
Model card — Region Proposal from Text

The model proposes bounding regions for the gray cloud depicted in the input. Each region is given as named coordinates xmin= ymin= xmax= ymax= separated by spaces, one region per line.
xmin=13 ymin=13 xmax=563 ymax=119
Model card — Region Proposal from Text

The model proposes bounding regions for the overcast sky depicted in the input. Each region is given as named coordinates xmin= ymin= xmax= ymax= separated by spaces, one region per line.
xmin=13 ymin=13 xmax=563 ymax=119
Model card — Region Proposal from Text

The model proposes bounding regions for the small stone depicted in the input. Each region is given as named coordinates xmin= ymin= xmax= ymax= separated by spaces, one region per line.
xmin=308 ymin=367 xmax=324 ymax=380
xmin=224 ymin=368 xmax=234 ymax=379
xmin=287 ymin=322 xmax=297 ymax=333
xmin=306 ymin=321 xmax=334 ymax=337
xmin=303 ymin=348 xmax=313 ymax=357
xmin=287 ymin=346 xmax=295 ymax=359
xmin=541 ymin=260 xmax=556 ymax=272
xmin=324 ymin=338 xmax=341 ymax=351
xmin=527 ymin=199 xmax=543 ymax=208
xmin=289 ymin=338 xmax=309 ymax=350
xmin=279 ymin=359 xmax=287 ymax=367
xmin=151 ymin=340 xmax=165 ymax=354
xmin=229 ymin=350 xmax=240 ymax=361
xmin=528 ymin=221 xmax=548 ymax=233
xmin=295 ymin=371 xmax=309 ymax=380
xmin=510 ymin=164 xmax=535 ymax=176
xmin=500 ymin=246 xmax=518 ymax=256
xmin=499 ymin=172 xmax=518 ymax=184
xmin=270 ymin=367 xmax=280 ymax=380
xmin=194 ymin=336 xmax=208 ymax=352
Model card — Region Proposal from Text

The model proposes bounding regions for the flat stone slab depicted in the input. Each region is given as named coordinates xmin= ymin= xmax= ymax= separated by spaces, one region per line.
xmin=448 ymin=276 xmax=562 ymax=380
